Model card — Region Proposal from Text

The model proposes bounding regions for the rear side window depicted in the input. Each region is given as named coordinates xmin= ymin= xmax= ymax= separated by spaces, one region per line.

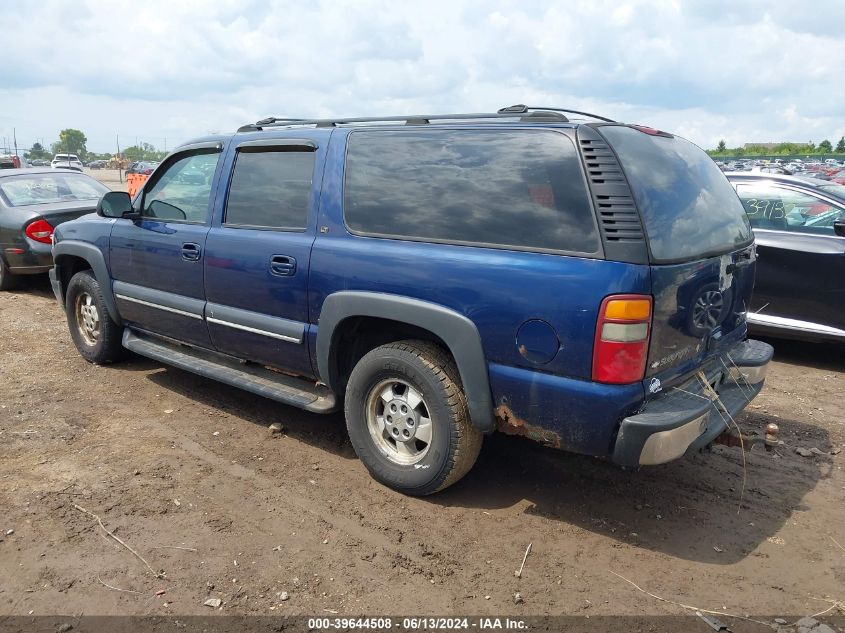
xmin=344 ymin=129 xmax=600 ymax=254
xmin=600 ymin=126 xmax=753 ymax=263
xmin=225 ymin=150 xmax=315 ymax=230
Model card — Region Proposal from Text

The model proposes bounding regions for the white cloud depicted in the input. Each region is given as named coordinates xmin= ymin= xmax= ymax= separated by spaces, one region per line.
xmin=0 ymin=0 xmax=842 ymax=153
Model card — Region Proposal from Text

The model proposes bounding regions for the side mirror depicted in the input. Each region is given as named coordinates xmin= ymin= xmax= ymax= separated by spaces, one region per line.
xmin=834 ymin=219 xmax=845 ymax=238
xmin=97 ymin=191 xmax=135 ymax=218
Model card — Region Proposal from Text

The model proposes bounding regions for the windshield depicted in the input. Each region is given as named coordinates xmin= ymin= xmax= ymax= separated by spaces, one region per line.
xmin=600 ymin=125 xmax=753 ymax=263
xmin=0 ymin=173 xmax=109 ymax=207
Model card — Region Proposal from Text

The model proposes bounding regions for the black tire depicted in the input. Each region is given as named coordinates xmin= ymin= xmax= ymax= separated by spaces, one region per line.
xmin=65 ymin=270 xmax=124 ymax=364
xmin=0 ymin=257 xmax=18 ymax=291
xmin=344 ymin=340 xmax=482 ymax=495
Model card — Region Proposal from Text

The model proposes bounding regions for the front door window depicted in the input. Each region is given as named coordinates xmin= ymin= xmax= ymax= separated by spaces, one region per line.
xmin=141 ymin=151 xmax=220 ymax=223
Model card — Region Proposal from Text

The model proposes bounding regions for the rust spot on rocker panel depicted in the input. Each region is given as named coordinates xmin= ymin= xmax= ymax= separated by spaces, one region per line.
xmin=495 ymin=403 xmax=562 ymax=449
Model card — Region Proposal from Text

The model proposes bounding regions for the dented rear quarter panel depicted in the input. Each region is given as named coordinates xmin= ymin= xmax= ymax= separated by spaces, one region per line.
xmin=489 ymin=362 xmax=645 ymax=455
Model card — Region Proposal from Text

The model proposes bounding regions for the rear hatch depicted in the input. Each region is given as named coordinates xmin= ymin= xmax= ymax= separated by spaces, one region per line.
xmin=597 ymin=125 xmax=756 ymax=388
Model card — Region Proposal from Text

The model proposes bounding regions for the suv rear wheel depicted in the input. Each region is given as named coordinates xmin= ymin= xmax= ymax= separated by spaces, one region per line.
xmin=66 ymin=270 xmax=124 ymax=364
xmin=344 ymin=340 xmax=482 ymax=495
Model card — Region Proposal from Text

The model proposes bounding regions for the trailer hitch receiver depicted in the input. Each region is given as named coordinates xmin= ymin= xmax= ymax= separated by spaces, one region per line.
xmin=714 ymin=423 xmax=780 ymax=452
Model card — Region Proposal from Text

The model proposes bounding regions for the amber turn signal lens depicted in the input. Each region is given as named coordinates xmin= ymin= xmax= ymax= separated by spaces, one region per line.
xmin=603 ymin=299 xmax=651 ymax=321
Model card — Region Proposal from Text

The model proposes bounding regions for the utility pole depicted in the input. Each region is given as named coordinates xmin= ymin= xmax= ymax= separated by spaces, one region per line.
xmin=13 ymin=128 xmax=18 ymax=160
xmin=116 ymin=135 xmax=122 ymax=182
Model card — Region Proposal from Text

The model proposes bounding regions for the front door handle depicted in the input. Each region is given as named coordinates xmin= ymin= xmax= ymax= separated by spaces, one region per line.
xmin=181 ymin=242 xmax=201 ymax=261
xmin=270 ymin=254 xmax=296 ymax=276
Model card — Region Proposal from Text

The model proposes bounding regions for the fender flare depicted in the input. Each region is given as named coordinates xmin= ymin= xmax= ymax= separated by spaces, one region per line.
xmin=316 ymin=291 xmax=495 ymax=433
xmin=52 ymin=240 xmax=122 ymax=325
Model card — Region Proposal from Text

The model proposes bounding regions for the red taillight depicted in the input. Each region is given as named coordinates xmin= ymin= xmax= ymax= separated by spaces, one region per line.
xmin=592 ymin=294 xmax=652 ymax=384
xmin=25 ymin=219 xmax=54 ymax=244
xmin=631 ymin=124 xmax=673 ymax=138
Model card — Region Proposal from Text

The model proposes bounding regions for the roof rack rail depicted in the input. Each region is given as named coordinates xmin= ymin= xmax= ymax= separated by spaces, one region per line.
xmin=498 ymin=104 xmax=616 ymax=123
xmin=238 ymin=105 xmax=614 ymax=131
xmin=239 ymin=116 xmax=307 ymax=132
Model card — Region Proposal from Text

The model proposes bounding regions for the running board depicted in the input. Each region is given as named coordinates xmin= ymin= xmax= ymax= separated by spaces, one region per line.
xmin=122 ymin=329 xmax=337 ymax=413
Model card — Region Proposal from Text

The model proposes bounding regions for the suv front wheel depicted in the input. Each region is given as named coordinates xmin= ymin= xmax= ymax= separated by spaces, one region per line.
xmin=344 ymin=340 xmax=482 ymax=495
xmin=66 ymin=270 xmax=124 ymax=364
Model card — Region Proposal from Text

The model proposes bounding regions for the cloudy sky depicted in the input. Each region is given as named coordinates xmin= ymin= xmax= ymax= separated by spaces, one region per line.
xmin=1 ymin=0 xmax=842 ymax=154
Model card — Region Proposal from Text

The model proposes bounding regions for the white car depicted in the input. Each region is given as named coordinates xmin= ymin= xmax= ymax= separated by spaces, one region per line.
xmin=51 ymin=153 xmax=84 ymax=171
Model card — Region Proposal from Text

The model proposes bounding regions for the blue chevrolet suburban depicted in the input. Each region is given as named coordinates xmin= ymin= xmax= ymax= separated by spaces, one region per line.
xmin=50 ymin=105 xmax=773 ymax=495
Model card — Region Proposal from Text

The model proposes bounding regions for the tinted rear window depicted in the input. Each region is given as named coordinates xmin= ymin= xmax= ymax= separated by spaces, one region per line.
xmin=344 ymin=129 xmax=600 ymax=254
xmin=600 ymin=126 xmax=752 ymax=263
xmin=225 ymin=150 xmax=315 ymax=229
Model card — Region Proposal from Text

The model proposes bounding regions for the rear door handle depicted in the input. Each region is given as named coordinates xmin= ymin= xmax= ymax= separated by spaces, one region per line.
xmin=270 ymin=255 xmax=296 ymax=276
xmin=181 ymin=242 xmax=201 ymax=261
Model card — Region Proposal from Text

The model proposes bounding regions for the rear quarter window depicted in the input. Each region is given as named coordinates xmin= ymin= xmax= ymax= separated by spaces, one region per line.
xmin=600 ymin=126 xmax=753 ymax=263
xmin=343 ymin=129 xmax=600 ymax=254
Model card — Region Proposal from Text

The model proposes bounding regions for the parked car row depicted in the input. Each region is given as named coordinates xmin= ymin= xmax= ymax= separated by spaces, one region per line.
xmin=2 ymin=156 xmax=163 ymax=171
xmin=1 ymin=108 xmax=840 ymax=496
xmin=716 ymin=157 xmax=845 ymax=183
xmin=125 ymin=160 xmax=160 ymax=175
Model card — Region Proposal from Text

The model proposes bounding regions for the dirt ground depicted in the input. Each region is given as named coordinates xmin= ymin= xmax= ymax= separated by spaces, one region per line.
xmin=1 ymin=277 xmax=843 ymax=621
xmin=84 ymin=168 xmax=128 ymax=192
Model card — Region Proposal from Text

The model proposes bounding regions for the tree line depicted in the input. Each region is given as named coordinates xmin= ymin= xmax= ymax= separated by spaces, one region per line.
xmin=25 ymin=128 xmax=168 ymax=162
xmin=24 ymin=127 xmax=845 ymax=162
xmin=708 ymin=136 xmax=845 ymax=157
